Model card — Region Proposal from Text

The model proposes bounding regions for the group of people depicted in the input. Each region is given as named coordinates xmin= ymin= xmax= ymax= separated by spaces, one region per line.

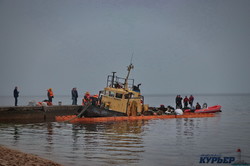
xmin=13 ymin=86 xmax=99 ymax=106
xmin=82 ymin=91 xmax=99 ymax=106
xmin=13 ymin=87 xmax=55 ymax=106
xmin=175 ymin=95 xmax=203 ymax=110
xmin=175 ymin=95 xmax=194 ymax=109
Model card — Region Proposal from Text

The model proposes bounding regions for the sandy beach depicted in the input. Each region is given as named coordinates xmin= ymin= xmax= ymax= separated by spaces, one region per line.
xmin=0 ymin=145 xmax=62 ymax=166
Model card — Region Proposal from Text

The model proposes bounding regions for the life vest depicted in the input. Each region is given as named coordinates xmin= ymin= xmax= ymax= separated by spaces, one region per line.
xmin=92 ymin=94 xmax=98 ymax=98
xmin=91 ymin=94 xmax=99 ymax=106
xmin=48 ymin=89 xmax=54 ymax=97
xmin=37 ymin=101 xmax=53 ymax=106
xmin=84 ymin=94 xmax=90 ymax=100
xmin=184 ymin=97 xmax=189 ymax=103
xmin=82 ymin=93 xmax=91 ymax=105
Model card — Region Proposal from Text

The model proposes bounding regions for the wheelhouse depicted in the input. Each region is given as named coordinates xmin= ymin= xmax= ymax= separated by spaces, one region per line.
xmin=99 ymin=64 xmax=146 ymax=116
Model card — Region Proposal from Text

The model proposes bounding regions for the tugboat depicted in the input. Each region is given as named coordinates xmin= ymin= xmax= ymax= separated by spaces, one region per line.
xmin=81 ymin=63 xmax=149 ymax=117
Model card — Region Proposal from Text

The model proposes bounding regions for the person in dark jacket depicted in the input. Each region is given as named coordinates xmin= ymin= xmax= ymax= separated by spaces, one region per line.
xmin=175 ymin=95 xmax=183 ymax=109
xmin=196 ymin=102 xmax=201 ymax=110
xmin=189 ymin=95 xmax=194 ymax=107
xmin=183 ymin=96 xmax=189 ymax=108
xmin=13 ymin=86 xmax=19 ymax=106
xmin=175 ymin=95 xmax=179 ymax=109
xmin=179 ymin=95 xmax=183 ymax=109
xmin=71 ymin=88 xmax=78 ymax=105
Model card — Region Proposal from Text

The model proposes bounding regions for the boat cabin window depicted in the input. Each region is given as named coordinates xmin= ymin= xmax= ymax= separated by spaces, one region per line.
xmin=115 ymin=93 xmax=123 ymax=99
xmin=108 ymin=91 xmax=115 ymax=97
xmin=125 ymin=93 xmax=134 ymax=99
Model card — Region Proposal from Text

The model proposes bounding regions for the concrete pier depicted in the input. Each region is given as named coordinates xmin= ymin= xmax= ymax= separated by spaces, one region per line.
xmin=0 ymin=105 xmax=82 ymax=123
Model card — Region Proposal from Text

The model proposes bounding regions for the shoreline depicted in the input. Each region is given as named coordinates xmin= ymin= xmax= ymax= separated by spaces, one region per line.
xmin=0 ymin=145 xmax=63 ymax=166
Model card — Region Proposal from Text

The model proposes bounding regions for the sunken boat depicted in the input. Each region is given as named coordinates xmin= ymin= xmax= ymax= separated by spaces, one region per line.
xmin=81 ymin=63 xmax=148 ymax=117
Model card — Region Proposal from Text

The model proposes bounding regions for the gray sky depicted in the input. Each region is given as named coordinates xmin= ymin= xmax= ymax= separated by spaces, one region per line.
xmin=1 ymin=0 xmax=250 ymax=96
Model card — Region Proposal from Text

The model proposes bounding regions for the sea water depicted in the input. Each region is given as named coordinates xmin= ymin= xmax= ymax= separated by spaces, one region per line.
xmin=0 ymin=94 xmax=250 ymax=166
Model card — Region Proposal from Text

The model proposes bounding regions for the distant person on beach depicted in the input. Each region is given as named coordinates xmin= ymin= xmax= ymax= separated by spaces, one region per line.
xmin=71 ymin=88 xmax=78 ymax=105
xmin=13 ymin=86 xmax=19 ymax=106
xmin=189 ymin=95 xmax=194 ymax=107
xmin=47 ymin=88 xmax=54 ymax=103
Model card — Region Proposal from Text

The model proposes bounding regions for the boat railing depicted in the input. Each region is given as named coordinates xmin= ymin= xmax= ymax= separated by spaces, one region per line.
xmin=107 ymin=75 xmax=134 ymax=89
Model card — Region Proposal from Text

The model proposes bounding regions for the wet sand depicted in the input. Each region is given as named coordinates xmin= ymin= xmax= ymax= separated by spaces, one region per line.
xmin=0 ymin=145 xmax=62 ymax=166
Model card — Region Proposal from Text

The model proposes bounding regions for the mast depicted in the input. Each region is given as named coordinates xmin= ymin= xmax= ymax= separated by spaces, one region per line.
xmin=111 ymin=72 xmax=116 ymax=88
xmin=124 ymin=63 xmax=134 ymax=90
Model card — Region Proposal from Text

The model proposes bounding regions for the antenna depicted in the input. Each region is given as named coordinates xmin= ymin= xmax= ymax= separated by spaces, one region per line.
xmin=130 ymin=52 xmax=134 ymax=64
xmin=124 ymin=53 xmax=134 ymax=90
xmin=111 ymin=72 xmax=116 ymax=88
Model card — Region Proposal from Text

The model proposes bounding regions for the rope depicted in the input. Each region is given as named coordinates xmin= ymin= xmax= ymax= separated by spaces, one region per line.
xmin=63 ymin=102 xmax=91 ymax=123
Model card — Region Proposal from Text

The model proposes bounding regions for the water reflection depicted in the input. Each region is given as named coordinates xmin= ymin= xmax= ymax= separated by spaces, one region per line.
xmin=183 ymin=118 xmax=195 ymax=137
xmin=175 ymin=117 xmax=202 ymax=153
xmin=13 ymin=126 xmax=20 ymax=140
xmin=45 ymin=123 xmax=54 ymax=153
xmin=13 ymin=126 xmax=20 ymax=146
xmin=176 ymin=118 xmax=213 ymax=140
xmin=1 ymin=94 xmax=250 ymax=166
xmin=0 ymin=116 xmax=223 ymax=166
xmin=46 ymin=123 xmax=53 ymax=144
xmin=71 ymin=120 xmax=147 ymax=165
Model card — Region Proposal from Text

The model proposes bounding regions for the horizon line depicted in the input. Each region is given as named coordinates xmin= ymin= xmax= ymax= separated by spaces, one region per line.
xmin=0 ymin=92 xmax=250 ymax=97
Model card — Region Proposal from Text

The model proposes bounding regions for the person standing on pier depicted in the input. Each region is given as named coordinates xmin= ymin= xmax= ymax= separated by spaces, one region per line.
xmin=13 ymin=86 xmax=19 ymax=106
xmin=47 ymin=88 xmax=54 ymax=104
xmin=71 ymin=87 xmax=78 ymax=105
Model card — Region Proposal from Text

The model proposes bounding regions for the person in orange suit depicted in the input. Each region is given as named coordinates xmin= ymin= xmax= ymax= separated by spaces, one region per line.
xmin=47 ymin=88 xmax=54 ymax=104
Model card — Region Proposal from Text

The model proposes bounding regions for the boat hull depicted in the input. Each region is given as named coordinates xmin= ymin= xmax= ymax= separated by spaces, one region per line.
xmin=82 ymin=105 xmax=127 ymax=117
xmin=184 ymin=105 xmax=222 ymax=113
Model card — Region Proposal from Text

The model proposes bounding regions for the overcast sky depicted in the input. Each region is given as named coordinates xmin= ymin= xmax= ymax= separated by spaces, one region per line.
xmin=0 ymin=0 xmax=250 ymax=96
